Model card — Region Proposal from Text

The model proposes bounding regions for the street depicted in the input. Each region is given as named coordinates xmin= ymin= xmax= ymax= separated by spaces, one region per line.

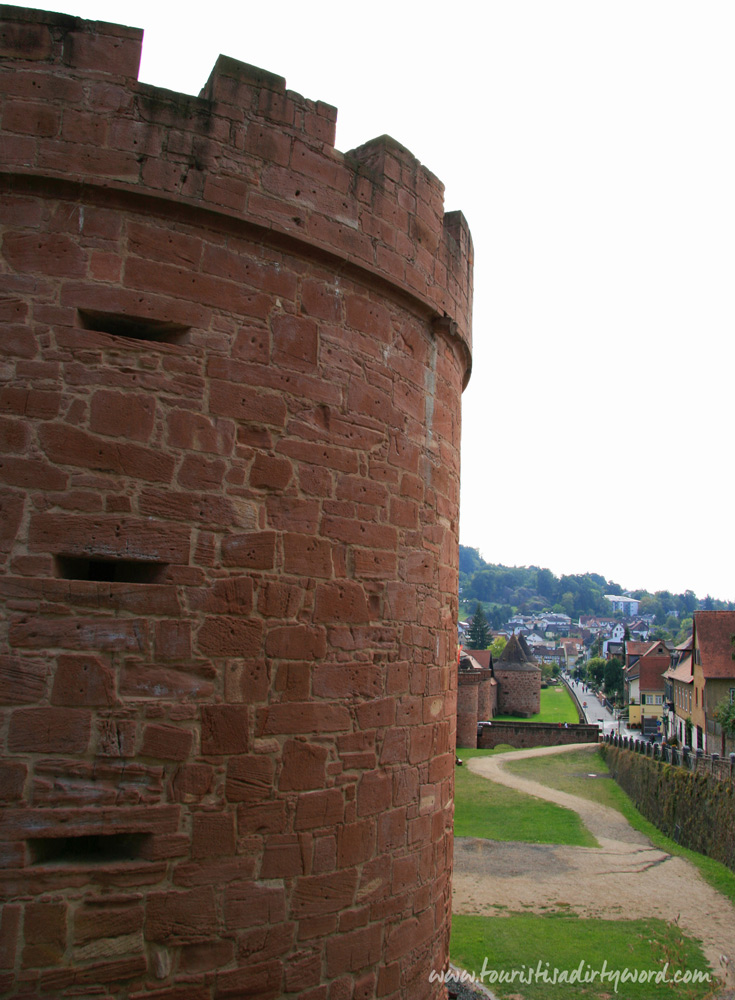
xmin=564 ymin=675 xmax=636 ymax=739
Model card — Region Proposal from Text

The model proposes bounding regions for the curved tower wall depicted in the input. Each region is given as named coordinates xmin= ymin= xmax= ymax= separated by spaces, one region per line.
xmin=477 ymin=671 xmax=495 ymax=721
xmin=456 ymin=672 xmax=480 ymax=749
xmin=0 ymin=7 xmax=473 ymax=999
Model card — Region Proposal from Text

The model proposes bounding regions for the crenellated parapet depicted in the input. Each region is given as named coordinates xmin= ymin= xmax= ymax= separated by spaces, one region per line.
xmin=0 ymin=6 xmax=472 ymax=380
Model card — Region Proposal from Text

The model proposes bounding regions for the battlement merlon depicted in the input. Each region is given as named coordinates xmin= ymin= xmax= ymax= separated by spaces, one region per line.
xmin=0 ymin=5 xmax=473 ymax=380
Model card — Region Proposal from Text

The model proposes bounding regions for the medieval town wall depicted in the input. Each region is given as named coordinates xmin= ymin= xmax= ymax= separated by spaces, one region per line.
xmin=478 ymin=722 xmax=600 ymax=750
xmin=0 ymin=7 xmax=473 ymax=998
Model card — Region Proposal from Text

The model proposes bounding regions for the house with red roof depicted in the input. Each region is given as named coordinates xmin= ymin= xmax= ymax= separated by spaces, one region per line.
xmin=690 ymin=611 xmax=735 ymax=753
xmin=625 ymin=640 xmax=669 ymax=735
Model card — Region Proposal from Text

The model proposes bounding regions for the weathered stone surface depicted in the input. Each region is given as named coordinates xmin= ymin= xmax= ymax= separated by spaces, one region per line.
xmin=0 ymin=7 xmax=471 ymax=998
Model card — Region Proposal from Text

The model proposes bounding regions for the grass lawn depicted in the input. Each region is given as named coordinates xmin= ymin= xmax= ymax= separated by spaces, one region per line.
xmin=451 ymin=913 xmax=714 ymax=1000
xmin=453 ymin=748 xmax=597 ymax=846
xmin=451 ymin=745 xmax=726 ymax=997
xmin=492 ymin=684 xmax=578 ymax=724
xmin=504 ymin=745 xmax=735 ymax=908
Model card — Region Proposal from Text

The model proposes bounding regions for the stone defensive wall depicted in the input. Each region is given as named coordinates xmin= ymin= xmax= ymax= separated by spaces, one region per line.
xmin=0 ymin=7 xmax=473 ymax=999
xmin=478 ymin=722 xmax=600 ymax=750
xmin=456 ymin=669 xmax=494 ymax=749
xmin=600 ymin=742 xmax=735 ymax=872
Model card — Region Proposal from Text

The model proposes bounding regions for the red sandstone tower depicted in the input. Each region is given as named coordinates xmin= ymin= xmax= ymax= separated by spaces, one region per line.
xmin=0 ymin=7 xmax=473 ymax=998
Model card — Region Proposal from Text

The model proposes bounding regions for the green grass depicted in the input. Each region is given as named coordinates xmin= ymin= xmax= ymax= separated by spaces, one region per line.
xmin=450 ymin=913 xmax=714 ymax=1000
xmin=504 ymin=745 xmax=735 ymax=907
xmin=451 ymin=745 xmax=728 ymax=996
xmin=453 ymin=748 xmax=597 ymax=846
xmin=493 ymin=684 xmax=579 ymax=724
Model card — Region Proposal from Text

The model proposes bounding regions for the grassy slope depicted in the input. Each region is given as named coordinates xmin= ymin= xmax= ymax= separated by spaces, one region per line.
xmin=451 ymin=745 xmax=724 ymax=998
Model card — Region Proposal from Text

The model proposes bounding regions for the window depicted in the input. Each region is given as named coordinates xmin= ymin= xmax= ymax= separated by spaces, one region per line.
xmin=55 ymin=556 xmax=167 ymax=584
xmin=29 ymin=833 xmax=151 ymax=865
xmin=78 ymin=310 xmax=189 ymax=345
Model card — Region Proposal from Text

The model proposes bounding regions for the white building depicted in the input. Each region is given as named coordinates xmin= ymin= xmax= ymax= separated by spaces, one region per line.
xmin=605 ymin=595 xmax=640 ymax=616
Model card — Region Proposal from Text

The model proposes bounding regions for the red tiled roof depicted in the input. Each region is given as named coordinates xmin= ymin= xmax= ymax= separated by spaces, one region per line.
xmin=626 ymin=640 xmax=655 ymax=657
xmin=664 ymin=654 xmax=693 ymax=685
xmin=465 ymin=649 xmax=492 ymax=669
xmin=694 ymin=610 xmax=735 ymax=680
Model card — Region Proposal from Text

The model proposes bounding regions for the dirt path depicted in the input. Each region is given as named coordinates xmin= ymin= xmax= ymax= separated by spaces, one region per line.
xmin=453 ymin=743 xmax=735 ymax=988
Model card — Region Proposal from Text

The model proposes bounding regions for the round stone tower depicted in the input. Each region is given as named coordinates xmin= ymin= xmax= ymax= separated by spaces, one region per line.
xmin=0 ymin=7 xmax=473 ymax=998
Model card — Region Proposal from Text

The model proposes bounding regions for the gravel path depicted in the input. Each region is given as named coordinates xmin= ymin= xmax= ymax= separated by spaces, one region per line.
xmin=453 ymin=743 xmax=735 ymax=990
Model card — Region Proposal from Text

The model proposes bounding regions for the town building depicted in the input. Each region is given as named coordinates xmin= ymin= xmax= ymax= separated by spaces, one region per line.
xmin=624 ymin=640 xmax=669 ymax=736
xmin=690 ymin=611 xmax=735 ymax=754
xmin=663 ymin=635 xmax=694 ymax=745
xmin=605 ymin=594 xmax=641 ymax=616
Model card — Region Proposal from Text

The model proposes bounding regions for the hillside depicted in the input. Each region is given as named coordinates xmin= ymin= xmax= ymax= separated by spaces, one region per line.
xmin=459 ymin=546 xmax=735 ymax=633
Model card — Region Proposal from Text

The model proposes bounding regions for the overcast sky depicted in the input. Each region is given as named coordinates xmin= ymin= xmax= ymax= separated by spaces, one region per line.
xmin=34 ymin=1 xmax=735 ymax=600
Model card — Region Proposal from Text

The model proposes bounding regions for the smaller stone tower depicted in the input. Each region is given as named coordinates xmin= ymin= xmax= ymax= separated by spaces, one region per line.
xmin=494 ymin=635 xmax=542 ymax=716
xmin=456 ymin=651 xmax=496 ymax=748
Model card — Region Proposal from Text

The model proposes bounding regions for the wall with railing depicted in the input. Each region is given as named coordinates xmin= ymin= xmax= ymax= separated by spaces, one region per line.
xmin=603 ymin=732 xmax=735 ymax=785
xmin=600 ymin=737 xmax=735 ymax=872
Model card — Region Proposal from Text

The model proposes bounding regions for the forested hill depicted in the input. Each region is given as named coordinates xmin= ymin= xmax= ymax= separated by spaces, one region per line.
xmin=459 ymin=545 xmax=735 ymax=630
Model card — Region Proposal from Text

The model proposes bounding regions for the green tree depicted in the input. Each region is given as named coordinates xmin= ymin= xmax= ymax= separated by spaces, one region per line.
xmin=586 ymin=657 xmax=606 ymax=688
xmin=560 ymin=591 xmax=575 ymax=616
xmin=715 ymin=698 xmax=735 ymax=739
xmin=664 ymin=614 xmax=679 ymax=634
xmin=674 ymin=616 xmax=693 ymax=645
xmin=489 ymin=635 xmax=507 ymax=659
xmin=467 ymin=604 xmax=490 ymax=649
xmin=536 ymin=567 xmax=556 ymax=599
xmin=681 ymin=590 xmax=698 ymax=615
xmin=603 ymin=657 xmax=625 ymax=705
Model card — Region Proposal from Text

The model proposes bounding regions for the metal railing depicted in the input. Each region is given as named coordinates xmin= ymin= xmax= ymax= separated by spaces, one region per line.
xmin=603 ymin=732 xmax=735 ymax=785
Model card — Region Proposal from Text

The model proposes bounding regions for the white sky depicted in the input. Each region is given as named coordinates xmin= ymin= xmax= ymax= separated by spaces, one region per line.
xmin=33 ymin=0 xmax=735 ymax=600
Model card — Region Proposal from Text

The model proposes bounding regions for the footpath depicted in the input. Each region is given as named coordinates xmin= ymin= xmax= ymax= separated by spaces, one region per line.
xmin=453 ymin=743 xmax=735 ymax=992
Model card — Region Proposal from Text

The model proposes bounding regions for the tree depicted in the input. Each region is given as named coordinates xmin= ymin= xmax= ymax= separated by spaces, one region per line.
xmin=603 ymin=657 xmax=625 ymax=705
xmin=681 ymin=590 xmax=698 ymax=615
xmin=536 ymin=567 xmax=556 ymax=599
xmin=674 ymin=617 xmax=693 ymax=645
xmin=715 ymin=698 xmax=735 ymax=754
xmin=715 ymin=698 xmax=735 ymax=739
xmin=560 ymin=591 xmax=575 ymax=616
xmin=489 ymin=635 xmax=507 ymax=659
xmin=467 ymin=604 xmax=490 ymax=649
xmin=586 ymin=657 xmax=606 ymax=688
